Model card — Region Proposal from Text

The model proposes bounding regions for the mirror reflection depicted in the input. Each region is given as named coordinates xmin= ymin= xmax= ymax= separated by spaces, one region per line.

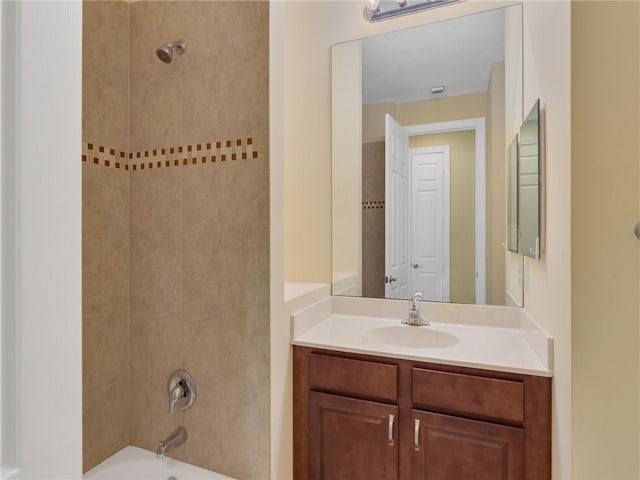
xmin=519 ymin=99 xmax=541 ymax=259
xmin=331 ymin=5 xmax=524 ymax=306
xmin=507 ymin=136 xmax=519 ymax=253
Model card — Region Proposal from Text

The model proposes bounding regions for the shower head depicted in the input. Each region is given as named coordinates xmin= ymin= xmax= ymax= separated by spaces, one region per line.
xmin=156 ymin=40 xmax=187 ymax=64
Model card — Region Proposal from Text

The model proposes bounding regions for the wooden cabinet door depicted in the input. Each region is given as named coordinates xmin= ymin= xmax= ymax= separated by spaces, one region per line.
xmin=409 ymin=411 xmax=524 ymax=480
xmin=309 ymin=391 xmax=398 ymax=480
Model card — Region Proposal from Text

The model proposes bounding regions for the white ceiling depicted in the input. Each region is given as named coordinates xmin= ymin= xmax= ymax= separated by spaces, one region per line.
xmin=362 ymin=8 xmax=505 ymax=104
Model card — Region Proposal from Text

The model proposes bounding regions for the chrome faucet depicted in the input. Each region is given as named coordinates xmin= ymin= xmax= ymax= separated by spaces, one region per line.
xmin=402 ymin=292 xmax=429 ymax=326
xmin=156 ymin=426 xmax=187 ymax=459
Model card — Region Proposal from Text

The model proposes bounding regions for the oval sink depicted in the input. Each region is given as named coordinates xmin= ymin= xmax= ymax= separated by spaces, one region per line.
xmin=363 ymin=326 xmax=459 ymax=349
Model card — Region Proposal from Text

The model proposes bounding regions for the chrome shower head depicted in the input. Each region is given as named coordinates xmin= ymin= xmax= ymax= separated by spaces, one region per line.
xmin=156 ymin=40 xmax=187 ymax=64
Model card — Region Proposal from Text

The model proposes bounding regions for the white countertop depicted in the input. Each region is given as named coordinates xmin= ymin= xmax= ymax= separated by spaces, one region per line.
xmin=291 ymin=297 xmax=553 ymax=377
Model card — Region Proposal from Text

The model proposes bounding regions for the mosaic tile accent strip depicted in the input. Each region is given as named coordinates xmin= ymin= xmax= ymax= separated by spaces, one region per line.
xmin=82 ymin=137 xmax=260 ymax=172
xmin=363 ymin=200 xmax=385 ymax=210
xmin=82 ymin=142 xmax=130 ymax=170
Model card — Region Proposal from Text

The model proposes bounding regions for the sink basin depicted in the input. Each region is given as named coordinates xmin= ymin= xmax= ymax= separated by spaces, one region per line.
xmin=363 ymin=326 xmax=459 ymax=349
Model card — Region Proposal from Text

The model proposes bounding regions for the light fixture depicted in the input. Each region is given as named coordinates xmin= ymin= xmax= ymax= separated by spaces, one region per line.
xmin=363 ymin=0 xmax=464 ymax=22
xmin=430 ymin=85 xmax=446 ymax=95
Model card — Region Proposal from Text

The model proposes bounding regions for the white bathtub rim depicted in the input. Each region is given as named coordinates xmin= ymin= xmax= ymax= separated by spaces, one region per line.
xmin=84 ymin=445 xmax=234 ymax=480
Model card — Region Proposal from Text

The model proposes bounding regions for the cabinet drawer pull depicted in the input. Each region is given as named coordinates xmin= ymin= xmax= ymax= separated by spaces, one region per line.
xmin=388 ymin=414 xmax=395 ymax=446
xmin=414 ymin=418 xmax=421 ymax=451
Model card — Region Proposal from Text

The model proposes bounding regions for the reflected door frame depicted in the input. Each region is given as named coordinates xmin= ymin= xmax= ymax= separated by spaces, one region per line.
xmin=405 ymin=117 xmax=486 ymax=304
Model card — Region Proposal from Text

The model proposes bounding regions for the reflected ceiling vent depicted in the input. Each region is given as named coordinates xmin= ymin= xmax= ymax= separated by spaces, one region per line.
xmin=430 ymin=85 xmax=446 ymax=95
xmin=363 ymin=0 xmax=464 ymax=22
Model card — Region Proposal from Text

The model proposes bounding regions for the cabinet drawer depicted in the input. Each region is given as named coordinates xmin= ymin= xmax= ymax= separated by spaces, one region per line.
xmin=412 ymin=368 xmax=524 ymax=423
xmin=309 ymin=353 xmax=398 ymax=402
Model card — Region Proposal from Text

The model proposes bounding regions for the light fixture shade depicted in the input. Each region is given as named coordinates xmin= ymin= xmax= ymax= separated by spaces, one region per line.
xmin=363 ymin=0 xmax=381 ymax=21
xmin=363 ymin=0 xmax=464 ymax=22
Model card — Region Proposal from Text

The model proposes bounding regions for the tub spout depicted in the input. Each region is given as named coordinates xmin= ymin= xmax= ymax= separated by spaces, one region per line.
xmin=156 ymin=426 xmax=187 ymax=459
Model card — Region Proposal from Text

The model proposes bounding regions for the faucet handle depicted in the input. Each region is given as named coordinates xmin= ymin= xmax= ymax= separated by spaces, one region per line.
xmin=168 ymin=383 xmax=185 ymax=415
xmin=167 ymin=370 xmax=196 ymax=415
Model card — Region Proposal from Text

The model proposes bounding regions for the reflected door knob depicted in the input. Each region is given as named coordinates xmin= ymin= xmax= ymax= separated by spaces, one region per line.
xmin=384 ymin=275 xmax=397 ymax=284
xmin=412 ymin=263 xmax=422 ymax=269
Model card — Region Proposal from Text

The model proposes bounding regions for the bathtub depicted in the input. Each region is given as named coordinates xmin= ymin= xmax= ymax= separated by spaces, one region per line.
xmin=84 ymin=446 xmax=234 ymax=480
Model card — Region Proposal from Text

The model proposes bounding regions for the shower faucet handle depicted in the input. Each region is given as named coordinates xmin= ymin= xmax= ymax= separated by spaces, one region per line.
xmin=168 ymin=382 xmax=185 ymax=415
xmin=167 ymin=370 xmax=196 ymax=415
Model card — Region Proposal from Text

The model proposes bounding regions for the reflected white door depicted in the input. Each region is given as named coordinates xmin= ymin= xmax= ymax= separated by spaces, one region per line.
xmin=410 ymin=147 xmax=450 ymax=302
xmin=384 ymin=114 xmax=410 ymax=298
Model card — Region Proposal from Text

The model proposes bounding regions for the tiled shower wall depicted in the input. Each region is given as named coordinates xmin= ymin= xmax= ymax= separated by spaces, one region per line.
xmin=82 ymin=1 xmax=130 ymax=471
xmin=82 ymin=2 xmax=270 ymax=478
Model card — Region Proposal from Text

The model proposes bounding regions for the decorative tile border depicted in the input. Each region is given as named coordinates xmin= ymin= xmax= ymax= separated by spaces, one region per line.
xmin=362 ymin=201 xmax=385 ymax=210
xmin=82 ymin=143 xmax=130 ymax=170
xmin=82 ymin=137 xmax=260 ymax=172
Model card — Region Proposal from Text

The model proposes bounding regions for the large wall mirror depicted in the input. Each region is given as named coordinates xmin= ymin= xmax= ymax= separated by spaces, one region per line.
xmin=331 ymin=4 xmax=524 ymax=306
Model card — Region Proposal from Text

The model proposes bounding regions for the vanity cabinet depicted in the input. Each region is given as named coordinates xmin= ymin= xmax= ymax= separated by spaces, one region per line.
xmin=309 ymin=392 xmax=398 ymax=480
xmin=410 ymin=411 xmax=524 ymax=479
xmin=294 ymin=346 xmax=551 ymax=480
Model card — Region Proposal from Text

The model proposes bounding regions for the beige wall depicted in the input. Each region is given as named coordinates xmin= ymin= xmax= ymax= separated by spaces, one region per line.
xmin=362 ymin=92 xmax=487 ymax=141
xmin=82 ymin=1 xmax=130 ymax=470
xmin=486 ymin=63 xmax=506 ymax=306
xmin=397 ymin=92 xmax=488 ymax=127
xmin=279 ymin=1 xmax=573 ymax=478
xmin=504 ymin=4 xmax=524 ymax=308
xmin=520 ymin=2 xmax=572 ymax=478
xmin=332 ymin=40 xmax=362 ymax=292
xmin=571 ymin=1 xmax=640 ymax=477
xmin=83 ymin=2 xmax=270 ymax=478
xmin=411 ymin=132 xmax=476 ymax=304
xmin=362 ymin=102 xmax=396 ymax=143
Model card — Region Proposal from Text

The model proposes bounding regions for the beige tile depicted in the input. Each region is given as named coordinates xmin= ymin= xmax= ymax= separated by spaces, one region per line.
xmin=130 ymin=169 xmax=182 ymax=320
xmin=99 ymin=381 xmax=130 ymax=460
xmin=180 ymin=166 xmax=220 ymax=318
xmin=217 ymin=162 xmax=269 ymax=237
xmin=102 ymin=236 xmax=129 ymax=318
xmin=83 ymin=311 xmax=128 ymax=392
xmin=129 ymin=312 xmax=150 ymax=388
xmin=83 ymin=1 xmax=129 ymax=73
xmin=82 ymin=163 xmax=105 ymax=240
xmin=216 ymin=59 xmax=269 ymax=140
xmin=83 ymin=0 xmax=129 ymax=150
xmin=129 ymin=69 xmax=185 ymax=152
xmin=83 ymin=381 xmax=129 ymax=473
xmin=83 ymin=236 xmax=103 ymax=317
xmin=188 ymin=400 xmax=270 ymax=479
xmin=82 ymin=386 xmax=102 ymax=472
xmin=102 ymin=167 xmax=130 ymax=238
xmin=216 ymin=2 xmax=269 ymax=69
xmin=177 ymin=66 xmax=221 ymax=145
xmin=148 ymin=314 xmax=187 ymax=385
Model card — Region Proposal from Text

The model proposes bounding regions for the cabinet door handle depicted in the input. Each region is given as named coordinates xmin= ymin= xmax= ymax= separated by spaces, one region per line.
xmin=388 ymin=414 xmax=395 ymax=446
xmin=414 ymin=418 xmax=421 ymax=451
